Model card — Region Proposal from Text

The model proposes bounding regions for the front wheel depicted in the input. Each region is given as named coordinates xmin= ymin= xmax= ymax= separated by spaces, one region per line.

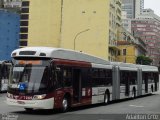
xmin=61 ymin=97 xmax=69 ymax=112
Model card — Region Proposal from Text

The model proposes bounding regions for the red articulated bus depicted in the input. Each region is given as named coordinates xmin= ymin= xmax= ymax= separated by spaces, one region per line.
xmin=6 ymin=47 xmax=159 ymax=112
xmin=7 ymin=47 xmax=112 ymax=112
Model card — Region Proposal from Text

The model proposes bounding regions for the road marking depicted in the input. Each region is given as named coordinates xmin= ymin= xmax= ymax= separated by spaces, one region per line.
xmin=129 ymin=105 xmax=144 ymax=108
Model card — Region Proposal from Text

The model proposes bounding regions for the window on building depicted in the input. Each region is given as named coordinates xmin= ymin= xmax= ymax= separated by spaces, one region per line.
xmin=21 ymin=8 xmax=29 ymax=13
xmin=20 ymin=21 xmax=28 ymax=26
xmin=122 ymin=49 xmax=126 ymax=55
xmin=22 ymin=1 xmax=29 ymax=7
xmin=20 ymin=34 xmax=28 ymax=39
xmin=20 ymin=41 xmax=27 ymax=46
xmin=118 ymin=51 xmax=121 ymax=55
xmin=21 ymin=14 xmax=29 ymax=20
xmin=20 ymin=27 xmax=28 ymax=33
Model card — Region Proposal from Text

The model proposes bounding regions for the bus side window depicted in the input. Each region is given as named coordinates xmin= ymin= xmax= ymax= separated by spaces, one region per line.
xmin=53 ymin=66 xmax=63 ymax=88
xmin=63 ymin=67 xmax=72 ymax=87
xmin=130 ymin=72 xmax=137 ymax=85
xmin=92 ymin=68 xmax=99 ymax=87
xmin=81 ymin=68 xmax=92 ymax=88
xmin=120 ymin=71 xmax=125 ymax=86
xmin=105 ymin=69 xmax=112 ymax=86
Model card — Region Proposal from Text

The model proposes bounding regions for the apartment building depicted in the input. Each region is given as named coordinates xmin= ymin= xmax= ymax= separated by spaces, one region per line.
xmin=20 ymin=0 xmax=110 ymax=60
xmin=108 ymin=0 xmax=122 ymax=61
xmin=131 ymin=9 xmax=160 ymax=65
xmin=117 ymin=27 xmax=146 ymax=63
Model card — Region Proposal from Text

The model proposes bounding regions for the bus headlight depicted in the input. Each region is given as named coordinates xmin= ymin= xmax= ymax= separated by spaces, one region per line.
xmin=7 ymin=93 xmax=13 ymax=99
xmin=33 ymin=94 xmax=46 ymax=100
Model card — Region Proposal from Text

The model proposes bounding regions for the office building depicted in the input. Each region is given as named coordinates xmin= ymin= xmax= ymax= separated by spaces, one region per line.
xmin=131 ymin=9 xmax=160 ymax=65
xmin=0 ymin=9 xmax=20 ymax=60
xmin=122 ymin=0 xmax=144 ymax=19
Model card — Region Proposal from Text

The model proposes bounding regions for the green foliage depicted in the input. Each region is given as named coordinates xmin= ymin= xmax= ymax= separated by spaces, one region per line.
xmin=136 ymin=55 xmax=153 ymax=65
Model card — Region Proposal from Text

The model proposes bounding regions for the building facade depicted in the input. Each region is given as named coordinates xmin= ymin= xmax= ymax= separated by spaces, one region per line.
xmin=0 ymin=0 xmax=22 ymax=13
xmin=117 ymin=41 xmax=137 ymax=63
xmin=3 ymin=0 xmax=22 ymax=8
xmin=108 ymin=0 xmax=122 ymax=62
xmin=122 ymin=0 xmax=144 ymax=19
xmin=117 ymin=28 xmax=146 ymax=63
xmin=0 ymin=0 xmax=3 ymax=8
xmin=131 ymin=10 xmax=160 ymax=65
xmin=20 ymin=0 xmax=110 ymax=60
xmin=135 ymin=0 xmax=144 ymax=18
xmin=0 ymin=10 xmax=20 ymax=60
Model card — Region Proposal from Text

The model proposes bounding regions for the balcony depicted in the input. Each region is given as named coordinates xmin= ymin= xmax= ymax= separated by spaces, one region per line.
xmin=109 ymin=39 xmax=120 ymax=51
xmin=116 ymin=0 xmax=122 ymax=6
xmin=116 ymin=16 xmax=122 ymax=26
xmin=3 ymin=1 xmax=21 ymax=8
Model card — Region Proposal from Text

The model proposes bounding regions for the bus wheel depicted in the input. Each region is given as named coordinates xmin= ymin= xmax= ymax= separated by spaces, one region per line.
xmin=61 ymin=97 xmax=69 ymax=112
xmin=131 ymin=89 xmax=136 ymax=99
xmin=104 ymin=92 xmax=110 ymax=104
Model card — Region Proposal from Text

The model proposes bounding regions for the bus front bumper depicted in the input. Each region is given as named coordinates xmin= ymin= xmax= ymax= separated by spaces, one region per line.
xmin=6 ymin=97 xmax=54 ymax=109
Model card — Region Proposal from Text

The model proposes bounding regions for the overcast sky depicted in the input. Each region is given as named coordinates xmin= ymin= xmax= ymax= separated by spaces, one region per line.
xmin=144 ymin=0 xmax=160 ymax=16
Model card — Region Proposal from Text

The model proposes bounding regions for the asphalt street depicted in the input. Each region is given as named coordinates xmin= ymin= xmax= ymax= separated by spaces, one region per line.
xmin=0 ymin=90 xmax=160 ymax=120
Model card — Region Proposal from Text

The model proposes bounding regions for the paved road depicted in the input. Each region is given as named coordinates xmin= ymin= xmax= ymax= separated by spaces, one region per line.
xmin=0 ymin=91 xmax=160 ymax=120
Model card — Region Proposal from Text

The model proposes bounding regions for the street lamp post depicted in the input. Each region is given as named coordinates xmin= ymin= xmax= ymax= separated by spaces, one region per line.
xmin=73 ymin=29 xmax=90 ymax=50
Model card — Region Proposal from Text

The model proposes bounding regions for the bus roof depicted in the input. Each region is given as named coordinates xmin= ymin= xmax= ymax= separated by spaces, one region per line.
xmin=111 ymin=62 xmax=138 ymax=68
xmin=139 ymin=65 xmax=158 ymax=72
xmin=111 ymin=62 xmax=158 ymax=72
xmin=0 ymin=61 xmax=5 ymax=64
xmin=111 ymin=62 xmax=138 ymax=71
xmin=11 ymin=47 xmax=110 ymax=65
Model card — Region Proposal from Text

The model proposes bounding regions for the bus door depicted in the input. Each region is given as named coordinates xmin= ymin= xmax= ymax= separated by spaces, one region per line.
xmin=154 ymin=73 xmax=158 ymax=91
xmin=120 ymin=71 xmax=130 ymax=97
xmin=73 ymin=69 xmax=82 ymax=102
xmin=125 ymin=74 xmax=130 ymax=96
xmin=144 ymin=73 xmax=148 ymax=93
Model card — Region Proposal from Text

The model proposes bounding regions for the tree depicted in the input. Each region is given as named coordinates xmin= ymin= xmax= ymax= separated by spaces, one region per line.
xmin=136 ymin=55 xmax=152 ymax=65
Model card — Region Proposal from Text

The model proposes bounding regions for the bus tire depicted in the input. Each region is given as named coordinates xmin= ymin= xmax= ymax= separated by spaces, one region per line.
xmin=131 ymin=88 xmax=136 ymax=99
xmin=61 ymin=97 xmax=69 ymax=112
xmin=104 ymin=91 xmax=110 ymax=104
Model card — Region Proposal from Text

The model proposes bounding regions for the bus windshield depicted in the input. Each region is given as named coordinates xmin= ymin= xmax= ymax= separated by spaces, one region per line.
xmin=8 ymin=60 xmax=53 ymax=94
